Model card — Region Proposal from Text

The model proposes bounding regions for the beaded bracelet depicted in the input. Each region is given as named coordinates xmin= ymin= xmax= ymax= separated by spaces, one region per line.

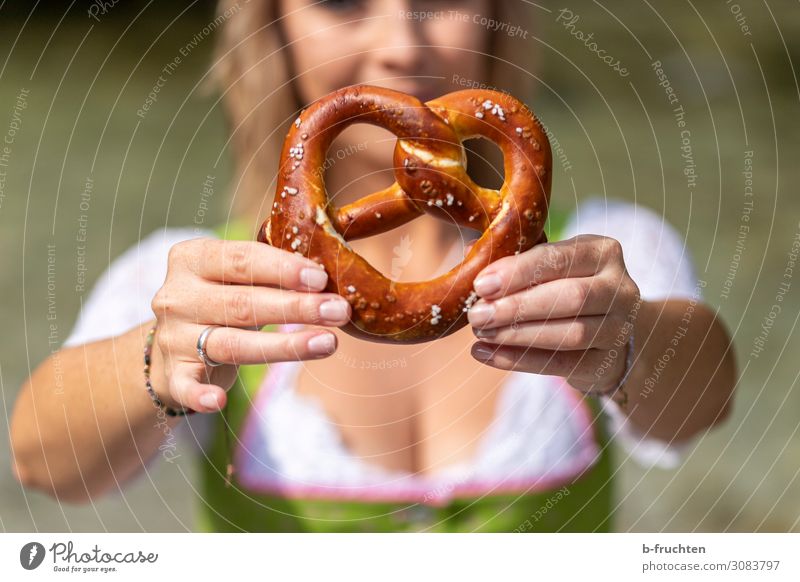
xmin=144 ymin=324 xmax=196 ymax=417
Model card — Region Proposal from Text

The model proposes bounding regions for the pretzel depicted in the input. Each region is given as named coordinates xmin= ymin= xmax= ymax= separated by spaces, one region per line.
xmin=259 ymin=85 xmax=552 ymax=344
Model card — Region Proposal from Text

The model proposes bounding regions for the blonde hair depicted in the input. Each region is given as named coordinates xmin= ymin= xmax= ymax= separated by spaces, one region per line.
xmin=211 ymin=0 xmax=540 ymax=224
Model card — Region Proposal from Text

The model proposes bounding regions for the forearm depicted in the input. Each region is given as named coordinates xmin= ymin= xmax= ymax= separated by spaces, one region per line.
xmin=615 ymin=298 xmax=737 ymax=442
xmin=10 ymin=319 xmax=183 ymax=503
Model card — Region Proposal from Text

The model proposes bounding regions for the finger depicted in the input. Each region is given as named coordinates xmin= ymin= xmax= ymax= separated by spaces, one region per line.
xmin=472 ymin=235 xmax=619 ymax=299
xmin=467 ymin=277 xmax=617 ymax=328
xmin=188 ymin=239 xmax=329 ymax=291
xmin=472 ymin=315 xmax=622 ymax=350
xmin=470 ymin=342 xmax=616 ymax=385
xmin=194 ymin=325 xmax=339 ymax=365
xmin=182 ymin=283 xmax=351 ymax=328
xmin=168 ymin=364 xmax=230 ymax=413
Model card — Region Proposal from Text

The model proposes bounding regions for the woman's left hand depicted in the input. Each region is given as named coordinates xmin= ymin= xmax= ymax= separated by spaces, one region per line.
xmin=467 ymin=234 xmax=642 ymax=394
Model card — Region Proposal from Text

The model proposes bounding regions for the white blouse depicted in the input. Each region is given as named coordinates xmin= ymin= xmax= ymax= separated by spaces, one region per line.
xmin=63 ymin=198 xmax=702 ymax=498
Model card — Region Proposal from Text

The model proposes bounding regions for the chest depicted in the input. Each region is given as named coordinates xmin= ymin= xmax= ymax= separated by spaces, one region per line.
xmin=294 ymin=325 xmax=512 ymax=476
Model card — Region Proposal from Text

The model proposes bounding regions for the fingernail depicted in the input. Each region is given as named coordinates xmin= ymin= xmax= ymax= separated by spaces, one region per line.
xmin=474 ymin=326 xmax=497 ymax=338
xmin=467 ymin=302 xmax=495 ymax=326
xmin=300 ymin=267 xmax=328 ymax=290
xmin=472 ymin=344 xmax=495 ymax=362
xmin=199 ymin=392 xmax=218 ymax=409
xmin=319 ymin=298 xmax=349 ymax=322
xmin=308 ymin=333 xmax=336 ymax=355
xmin=474 ymin=273 xmax=502 ymax=296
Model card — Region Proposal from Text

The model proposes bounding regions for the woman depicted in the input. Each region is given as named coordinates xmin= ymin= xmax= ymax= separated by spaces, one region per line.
xmin=11 ymin=0 xmax=736 ymax=532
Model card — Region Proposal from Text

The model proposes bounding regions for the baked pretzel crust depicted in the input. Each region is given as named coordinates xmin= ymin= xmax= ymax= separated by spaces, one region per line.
xmin=259 ymin=85 xmax=552 ymax=344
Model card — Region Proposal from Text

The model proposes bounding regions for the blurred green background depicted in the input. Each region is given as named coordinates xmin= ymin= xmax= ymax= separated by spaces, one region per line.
xmin=1 ymin=1 xmax=799 ymax=532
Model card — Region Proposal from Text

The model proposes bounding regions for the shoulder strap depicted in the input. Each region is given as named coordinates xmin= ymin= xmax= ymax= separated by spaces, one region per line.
xmin=216 ymin=204 xmax=570 ymax=244
xmin=212 ymin=218 xmax=256 ymax=241
xmin=545 ymin=204 xmax=570 ymax=242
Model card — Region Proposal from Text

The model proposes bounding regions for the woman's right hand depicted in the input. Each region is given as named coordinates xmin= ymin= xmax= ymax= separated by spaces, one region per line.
xmin=149 ymin=238 xmax=351 ymax=414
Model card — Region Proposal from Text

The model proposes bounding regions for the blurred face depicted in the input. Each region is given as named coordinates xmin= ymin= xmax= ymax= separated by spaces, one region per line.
xmin=277 ymin=0 xmax=493 ymax=185
xmin=278 ymin=0 xmax=491 ymax=103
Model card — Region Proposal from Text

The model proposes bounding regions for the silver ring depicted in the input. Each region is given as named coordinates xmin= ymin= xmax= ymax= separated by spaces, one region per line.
xmin=196 ymin=326 xmax=224 ymax=367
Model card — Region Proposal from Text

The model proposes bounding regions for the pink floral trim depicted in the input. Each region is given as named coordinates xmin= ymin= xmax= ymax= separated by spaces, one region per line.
xmin=233 ymin=325 xmax=602 ymax=507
